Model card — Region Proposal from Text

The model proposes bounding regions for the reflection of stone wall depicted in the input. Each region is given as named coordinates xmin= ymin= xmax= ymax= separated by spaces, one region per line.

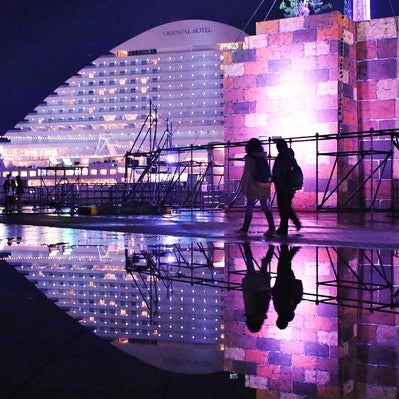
xmin=224 ymin=246 xmax=340 ymax=397
xmin=223 ymin=13 xmax=399 ymax=210
xmin=224 ymin=245 xmax=399 ymax=398
xmin=355 ymin=250 xmax=399 ymax=399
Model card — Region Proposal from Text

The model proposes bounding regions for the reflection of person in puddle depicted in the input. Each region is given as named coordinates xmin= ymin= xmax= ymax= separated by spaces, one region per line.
xmin=272 ymin=245 xmax=302 ymax=329
xmin=242 ymin=242 xmax=274 ymax=333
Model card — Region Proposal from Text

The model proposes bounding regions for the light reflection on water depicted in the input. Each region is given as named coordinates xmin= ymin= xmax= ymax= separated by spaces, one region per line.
xmin=1 ymin=224 xmax=398 ymax=397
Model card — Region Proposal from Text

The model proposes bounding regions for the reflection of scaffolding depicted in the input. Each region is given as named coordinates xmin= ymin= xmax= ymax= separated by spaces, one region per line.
xmin=125 ymin=249 xmax=170 ymax=324
xmin=311 ymin=247 xmax=399 ymax=314
xmin=125 ymin=242 xmax=230 ymax=283
xmin=245 ymin=245 xmax=398 ymax=314
xmin=126 ymin=242 xmax=399 ymax=316
xmin=125 ymin=242 xmax=230 ymax=321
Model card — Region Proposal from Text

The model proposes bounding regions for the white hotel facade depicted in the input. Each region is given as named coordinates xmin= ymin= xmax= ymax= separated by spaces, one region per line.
xmin=1 ymin=20 xmax=246 ymax=185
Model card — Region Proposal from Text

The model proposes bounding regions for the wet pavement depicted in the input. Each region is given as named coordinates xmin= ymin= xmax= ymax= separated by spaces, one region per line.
xmin=3 ymin=208 xmax=399 ymax=248
xmin=0 ymin=209 xmax=398 ymax=398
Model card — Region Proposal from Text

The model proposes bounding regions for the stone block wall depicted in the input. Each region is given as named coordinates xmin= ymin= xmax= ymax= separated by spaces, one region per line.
xmin=223 ymin=13 xmax=399 ymax=210
xmin=356 ymin=17 xmax=399 ymax=209
xmin=356 ymin=17 xmax=399 ymax=131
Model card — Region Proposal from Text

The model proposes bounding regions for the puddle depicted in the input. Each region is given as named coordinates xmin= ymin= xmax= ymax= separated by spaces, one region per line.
xmin=1 ymin=224 xmax=398 ymax=397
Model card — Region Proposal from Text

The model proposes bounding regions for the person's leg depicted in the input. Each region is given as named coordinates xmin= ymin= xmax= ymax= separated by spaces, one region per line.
xmin=5 ymin=196 xmax=11 ymax=213
xmin=17 ymin=195 xmax=22 ymax=211
xmin=243 ymin=242 xmax=255 ymax=272
xmin=235 ymin=198 xmax=256 ymax=234
xmin=261 ymin=245 xmax=275 ymax=271
xmin=276 ymin=193 xmax=290 ymax=235
xmin=242 ymin=198 xmax=256 ymax=231
xmin=288 ymin=193 xmax=301 ymax=230
xmin=259 ymin=198 xmax=275 ymax=235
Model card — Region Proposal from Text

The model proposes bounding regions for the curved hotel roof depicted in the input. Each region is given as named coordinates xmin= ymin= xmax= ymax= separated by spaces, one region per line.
xmin=2 ymin=20 xmax=246 ymax=170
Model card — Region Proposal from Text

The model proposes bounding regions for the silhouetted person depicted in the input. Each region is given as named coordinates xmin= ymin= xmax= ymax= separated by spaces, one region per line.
xmin=272 ymin=139 xmax=301 ymax=236
xmin=15 ymin=175 xmax=25 ymax=212
xmin=242 ymin=242 xmax=274 ymax=332
xmin=3 ymin=173 xmax=16 ymax=213
xmin=235 ymin=138 xmax=275 ymax=237
xmin=272 ymin=245 xmax=302 ymax=329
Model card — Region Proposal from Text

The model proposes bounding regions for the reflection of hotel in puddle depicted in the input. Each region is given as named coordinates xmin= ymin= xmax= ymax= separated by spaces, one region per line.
xmin=6 ymin=237 xmax=227 ymax=373
xmin=9 ymin=240 xmax=225 ymax=341
xmin=1 ymin=20 xmax=246 ymax=187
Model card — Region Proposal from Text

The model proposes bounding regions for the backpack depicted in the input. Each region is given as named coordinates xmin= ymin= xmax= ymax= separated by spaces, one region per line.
xmin=288 ymin=161 xmax=303 ymax=191
xmin=253 ymin=156 xmax=271 ymax=183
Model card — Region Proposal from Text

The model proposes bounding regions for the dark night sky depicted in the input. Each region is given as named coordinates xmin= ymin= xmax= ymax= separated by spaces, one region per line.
xmin=0 ymin=0 xmax=397 ymax=135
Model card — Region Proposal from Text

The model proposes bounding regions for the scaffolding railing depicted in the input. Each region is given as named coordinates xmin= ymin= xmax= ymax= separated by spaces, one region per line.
xmin=13 ymin=128 xmax=399 ymax=214
xmin=315 ymin=128 xmax=399 ymax=212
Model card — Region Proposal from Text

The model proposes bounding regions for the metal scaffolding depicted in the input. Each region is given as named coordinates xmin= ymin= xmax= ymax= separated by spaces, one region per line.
xmin=17 ymin=127 xmax=399 ymax=214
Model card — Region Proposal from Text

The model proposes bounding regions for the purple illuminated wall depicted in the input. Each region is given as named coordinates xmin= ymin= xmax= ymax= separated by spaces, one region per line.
xmin=223 ymin=12 xmax=399 ymax=210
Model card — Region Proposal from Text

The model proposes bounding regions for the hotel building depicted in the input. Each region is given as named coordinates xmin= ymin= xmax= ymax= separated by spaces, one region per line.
xmin=1 ymin=20 xmax=246 ymax=186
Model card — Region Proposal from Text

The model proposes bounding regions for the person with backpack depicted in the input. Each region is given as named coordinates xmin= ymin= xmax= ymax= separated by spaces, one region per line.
xmin=272 ymin=139 xmax=302 ymax=237
xmin=235 ymin=138 xmax=275 ymax=237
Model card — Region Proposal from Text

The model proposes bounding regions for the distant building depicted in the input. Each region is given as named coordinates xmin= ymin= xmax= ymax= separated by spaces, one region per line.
xmin=352 ymin=0 xmax=371 ymax=21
